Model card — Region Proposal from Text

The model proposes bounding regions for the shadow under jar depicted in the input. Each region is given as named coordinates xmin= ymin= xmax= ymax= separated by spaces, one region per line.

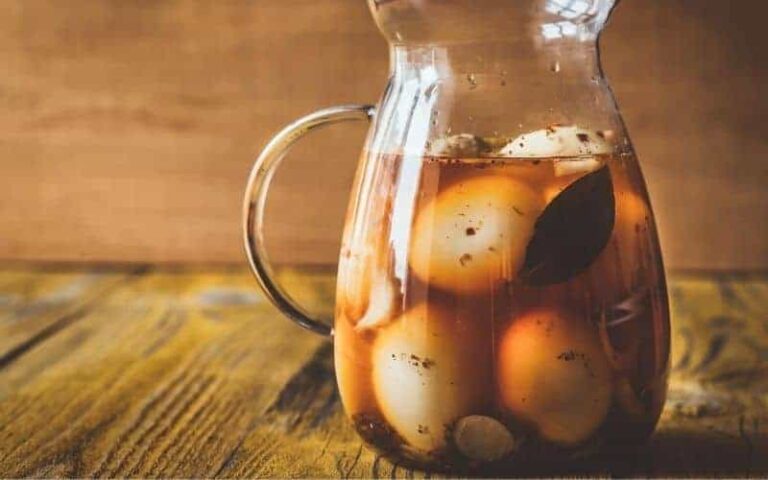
xmin=243 ymin=0 xmax=670 ymax=474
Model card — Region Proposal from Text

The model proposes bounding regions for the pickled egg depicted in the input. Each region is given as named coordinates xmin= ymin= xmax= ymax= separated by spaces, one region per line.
xmin=614 ymin=190 xmax=651 ymax=253
xmin=499 ymin=126 xmax=611 ymax=177
xmin=588 ymin=188 xmax=653 ymax=303
xmin=543 ymin=175 xmax=577 ymax=204
xmin=584 ymin=187 xmax=661 ymax=376
xmin=500 ymin=126 xmax=612 ymax=158
xmin=497 ymin=307 xmax=612 ymax=445
xmin=410 ymin=175 xmax=545 ymax=294
xmin=372 ymin=302 xmax=491 ymax=452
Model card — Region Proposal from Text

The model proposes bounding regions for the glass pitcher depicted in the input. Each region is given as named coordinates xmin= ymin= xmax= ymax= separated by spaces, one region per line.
xmin=243 ymin=0 xmax=670 ymax=472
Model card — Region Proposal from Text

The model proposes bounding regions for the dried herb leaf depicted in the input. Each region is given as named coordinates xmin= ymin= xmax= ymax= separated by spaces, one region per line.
xmin=520 ymin=166 xmax=615 ymax=285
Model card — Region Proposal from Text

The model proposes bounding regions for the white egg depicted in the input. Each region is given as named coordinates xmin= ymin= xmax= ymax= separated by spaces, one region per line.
xmin=497 ymin=307 xmax=612 ymax=445
xmin=500 ymin=128 xmax=566 ymax=157
xmin=499 ymin=126 xmax=612 ymax=177
xmin=409 ymin=175 xmax=545 ymax=294
xmin=500 ymin=125 xmax=612 ymax=157
xmin=372 ymin=303 xmax=491 ymax=452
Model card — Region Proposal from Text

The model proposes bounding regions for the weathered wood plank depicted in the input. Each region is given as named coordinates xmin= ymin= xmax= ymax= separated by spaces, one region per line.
xmin=0 ymin=267 xmax=144 ymax=372
xmin=638 ymin=273 xmax=768 ymax=477
xmin=0 ymin=267 xmax=765 ymax=477
xmin=0 ymin=269 xmax=326 ymax=477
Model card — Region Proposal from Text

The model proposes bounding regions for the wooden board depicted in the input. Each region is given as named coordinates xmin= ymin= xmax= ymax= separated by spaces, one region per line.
xmin=0 ymin=0 xmax=766 ymax=270
xmin=0 ymin=266 xmax=765 ymax=477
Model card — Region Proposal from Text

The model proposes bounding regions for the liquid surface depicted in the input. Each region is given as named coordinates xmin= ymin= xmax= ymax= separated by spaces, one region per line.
xmin=334 ymin=152 xmax=670 ymax=472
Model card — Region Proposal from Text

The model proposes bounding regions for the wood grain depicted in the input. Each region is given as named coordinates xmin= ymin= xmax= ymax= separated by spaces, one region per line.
xmin=0 ymin=0 xmax=765 ymax=269
xmin=0 ymin=267 xmax=327 ymax=477
xmin=0 ymin=266 xmax=765 ymax=477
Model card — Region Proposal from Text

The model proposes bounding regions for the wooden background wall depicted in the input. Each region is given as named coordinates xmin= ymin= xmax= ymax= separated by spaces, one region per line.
xmin=1 ymin=0 xmax=765 ymax=270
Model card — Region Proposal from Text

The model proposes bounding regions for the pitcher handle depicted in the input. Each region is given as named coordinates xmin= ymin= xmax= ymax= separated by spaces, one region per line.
xmin=242 ymin=104 xmax=376 ymax=336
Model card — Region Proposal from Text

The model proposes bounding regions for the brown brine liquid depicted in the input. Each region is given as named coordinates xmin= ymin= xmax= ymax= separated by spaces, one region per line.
xmin=334 ymin=151 xmax=670 ymax=472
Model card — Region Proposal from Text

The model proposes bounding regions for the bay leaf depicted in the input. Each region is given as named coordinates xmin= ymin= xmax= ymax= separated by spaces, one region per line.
xmin=520 ymin=165 xmax=615 ymax=285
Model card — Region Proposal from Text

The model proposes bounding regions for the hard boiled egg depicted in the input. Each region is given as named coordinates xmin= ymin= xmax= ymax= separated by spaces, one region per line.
xmin=410 ymin=175 xmax=545 ymax=295
xmin=587 ymin=187 xmax=653 ymax=305
xmin=497 ymin=307 xmax=612 ymax=445
xmin=499 ymin=126 xmax=612 ymax=177
xmin=613 ymin=189 xmax=652 ymax=269
xmin=500 ymin=125 xmax=612 ymax=158
xmin=372 ymin=302 xmax=491 ymax=452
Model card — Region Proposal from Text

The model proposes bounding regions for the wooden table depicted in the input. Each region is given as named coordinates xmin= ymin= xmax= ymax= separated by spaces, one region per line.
xmin=0 ymin=266 xmax=765 ymax=477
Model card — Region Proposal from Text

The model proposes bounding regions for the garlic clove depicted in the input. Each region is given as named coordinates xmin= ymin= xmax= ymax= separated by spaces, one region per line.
xmin=338 ymin=251 xmax=374 ymax=323
xmin=355 ymin=275 xmax=401 ymax=331
xmin=453 ymin=415 xmax=517 ymax=462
